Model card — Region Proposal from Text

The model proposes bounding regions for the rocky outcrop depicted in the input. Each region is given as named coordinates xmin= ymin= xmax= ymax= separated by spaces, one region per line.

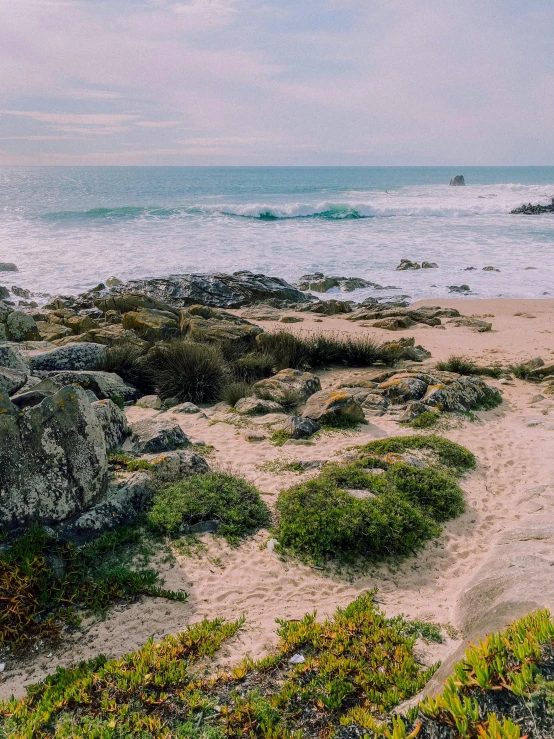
xmin=101 ymin=271 xmax=313 ymax=309
xmin=396 ymin=260 xmax=421 ymax=271
xmin=296 ymin=273 xmax=377 ymax=293
xmin=511 ymin=198 xmax=554 ymax=215
xmin=0 ymin=367 xmax=28 ymax=395
xmin=122 ymin=308 xmax=180 ymax=343
xmin=28 ymin=342 xmax=107 ymax=371
xmin=447 ymin=316 xmax=492 ymax=332
xmin=347 ymin=305 xmax=459 ymax=326
xmin=0 ymin=346 xmax=30 ymax=373
xmin=0 ymin=309 xmax=40 ymax=342
xmin=140 ymin=449 xmax=210 ymax=484
xmin=180 ymin=306 xmax=263 ymax=342
xmin=306 ymin=300 xmax=353 ymax=316
xmin=449 ymin=175 xmax=466 ymax=186
xmin=302 ymin=389 xmax=365 ymax=423
xmin=253 ymin=369 xmax=321 ymax=403
xmin=0 ymin=385 xmax=108 ymax=529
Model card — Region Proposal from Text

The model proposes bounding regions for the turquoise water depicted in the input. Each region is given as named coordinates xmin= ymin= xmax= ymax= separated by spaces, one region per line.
xmin=1 ymin=166 xmax=554 ymax=300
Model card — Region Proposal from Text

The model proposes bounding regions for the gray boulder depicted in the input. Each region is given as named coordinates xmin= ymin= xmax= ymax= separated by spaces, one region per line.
xmin=253 ymin=369 xmax=321 ymax=403
xmin=302 ymin=388 xmax=365 ymax=423
xmin=102 ymin=271 xmax=313 ymax=309
xmin=92 ymin=399 xmax=130 ymax=452
xmin=0 ymin=366 xmax=28 ymax=395
xmin=10 ymin=378 xmax=63 ymax=410
xmin=130 ymin=417 xmax=190 ymax=453
xmin=0 ymin=385 xmax=108 ymax=529
xmin=141 ymin=449 xmax=210 ymax=484
xmin=47 ymin=370 xmax=138 ymax=402
xmin=5 ymin=311 xmax=40 ymax=341
xmin=29 ymin=342 xmax=107 ymax=371
xmin=0 ymin=286 xmax=9 ymax=300
xmin=282 ymin=416 xmax=320 ymax=439
xmin=0 ymin=345 xmax=30 ymax=373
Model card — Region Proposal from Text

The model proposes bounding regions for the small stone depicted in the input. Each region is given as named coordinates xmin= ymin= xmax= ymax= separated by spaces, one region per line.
xmin=171 ymin=401 xmax=204 ymax=414
xmin=289 ymin=654 xmax=305 ymax=664
xmin=136 ymin=395 xmax=162 ymax=410
xmin=242 ymin=430 xmax=267 ymax=442
xmin=0 ymin=663 xmax=5 ymax=672
xmin=267 ymin=538 xmax=278 ymax=553
xmin=279 ymin=315 xmax=304 ymax=323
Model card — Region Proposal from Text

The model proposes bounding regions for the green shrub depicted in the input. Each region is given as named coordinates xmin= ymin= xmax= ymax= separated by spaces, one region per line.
xmin=147 ymin=472 xmax=270 ymax=542
xmin=98 ymin=341 xmax=154 ymax=393
xmin=221 ymin=381 xmax=253 ymax=407
xmin=274 ymin=437 xmax=472 ymax=563
xmin=275 ymin=478 xmax=440 ymax=563
xmin=359 ymin=434 xmax=476 ymax=472
xmin=146 ymin=340 xmax=229 ymax=403
xmin=386 ymin=463 xmax=465 ymax=522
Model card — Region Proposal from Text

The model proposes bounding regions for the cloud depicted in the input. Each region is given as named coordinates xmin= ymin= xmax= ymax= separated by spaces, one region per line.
xmin=0 ymin=0 xmax=553 ymax=164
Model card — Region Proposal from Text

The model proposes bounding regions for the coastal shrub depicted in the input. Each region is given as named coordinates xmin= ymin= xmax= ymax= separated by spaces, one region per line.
xmin=221 ymin=380 xmax=253 ymax=407
xmin=436 ymin=354 xmax=503 ymax=378
xmin=0 ymin=592 xmax=443 ymax=738
xmin=147 ymin=472 xmax=270 ymax=542
xmin=146 ymin=340 xmax=229 ymax=403
xmin=274 ymin=437 xmax=472 ymax=563
xmin=359 ymin=434 xmax=476 ymax=472
xmin=0 ymin=524 xmax=186 ymax=649
xmin=99 ymin=341 xmax=154 ymax=393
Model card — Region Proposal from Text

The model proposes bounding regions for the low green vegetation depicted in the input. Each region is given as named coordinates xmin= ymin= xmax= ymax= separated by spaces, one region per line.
xmin=270 ymin=429 xmax=292 ymax=446
xmin=435 ymin=354 xmax=503 ymax=378
xmin=108 ymin=451 xmax=154 ymax=471
xmin=221 ymin=380 xmax=253 ymax=407
xmin=0 ymin=524 xmax=186 ymax=650
xmin=147 ymin=472 xmax=271 ymax=543
xmin=2 ymin=590 xmax=553 ymax=738
xmin=0 ymin=593 xmax=438 ymax=738
xmin=408 ymin=410 xmax=440 ymax=428
xmin=275 ymin=435 xmax=473 ymax=563
xmin=99 ymin=341 xmax=154 ymax=393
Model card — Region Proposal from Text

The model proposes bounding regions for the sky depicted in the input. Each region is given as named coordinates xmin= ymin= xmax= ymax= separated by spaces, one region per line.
xmin=0 ymin=0 xmax=553 ymax=166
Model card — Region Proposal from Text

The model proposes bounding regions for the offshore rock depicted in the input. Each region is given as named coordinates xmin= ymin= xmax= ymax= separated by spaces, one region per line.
xmin=449 ymin=175 xmax=466 ymax=186
xmin=0 ymin=385 xmax=108 ymax=529
xmin=511 ymin=198 xmax=554 ymax=215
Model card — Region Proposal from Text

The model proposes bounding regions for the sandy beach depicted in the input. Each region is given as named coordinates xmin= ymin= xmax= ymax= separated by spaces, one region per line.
xmin=3 ymin=296 xmax=554 ymax=700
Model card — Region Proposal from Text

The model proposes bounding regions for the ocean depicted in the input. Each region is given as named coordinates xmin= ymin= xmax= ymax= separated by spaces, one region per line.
xmin=2 ymin=166 xmax=554 ymax=302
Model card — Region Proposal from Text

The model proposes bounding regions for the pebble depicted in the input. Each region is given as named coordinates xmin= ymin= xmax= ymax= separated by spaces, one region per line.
xmin=289 ymin=654 xmax=305 ymax=664
xmin=0 ymin=664 xmax=5 ymax=672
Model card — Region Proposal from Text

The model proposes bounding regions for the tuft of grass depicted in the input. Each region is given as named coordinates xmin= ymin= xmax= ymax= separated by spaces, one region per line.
xmin=231 ymin=351 xmax=275 ymax=382
xmin=147 ymin=472 xmax=271 ymax=542
xmin=408 ymin=410 xmax=440 ymax=428
xmin=0 ymin=524 xmax=186 ymax=650
xmin=108 ymin=451 xmax=153 ymax=471
xmin=147 ymin=340 xmax=229 ymax=403
xmin=270 ymin=429 xmax=292 ymax=446
xmin=436 ymin=354 xmax=503 ymax=378
xmin=274 ymin=450 xmax=467 ymax=563
xmin=221 ymin=381 xmax=253 ymax=407
xmin=255 ymin=331 xmax=310 ymax=371
xmin=98 ymin=341 xmax=154 ymax=393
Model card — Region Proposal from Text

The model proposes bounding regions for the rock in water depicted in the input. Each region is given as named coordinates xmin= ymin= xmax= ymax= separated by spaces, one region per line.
xmin=0 ymin=385 xmax=108 ymax=529
xmin=0 ymin=263 xmax=18 ymax=272
xmin=449 ymin=175 xmax=466 ymax=186
xmin=101 ymin=271 xmax=314 ymax=309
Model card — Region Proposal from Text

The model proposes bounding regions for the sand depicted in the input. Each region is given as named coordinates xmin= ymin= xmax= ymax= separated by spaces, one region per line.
xmin=3 ymin=297 xmax=554 ymax=699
